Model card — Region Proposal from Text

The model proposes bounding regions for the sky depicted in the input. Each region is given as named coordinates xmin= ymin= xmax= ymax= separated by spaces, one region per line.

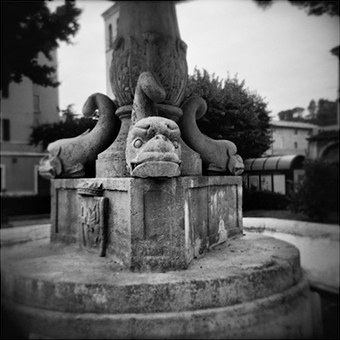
xmin=50 ymin=0 xmax=339 ymax=119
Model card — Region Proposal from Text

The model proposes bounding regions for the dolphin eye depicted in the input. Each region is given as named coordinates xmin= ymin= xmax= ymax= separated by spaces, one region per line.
xmin=173 ymin=140 xmax=179 ymax=149
xmin=133 ymin=139 xmax=143 ymax=148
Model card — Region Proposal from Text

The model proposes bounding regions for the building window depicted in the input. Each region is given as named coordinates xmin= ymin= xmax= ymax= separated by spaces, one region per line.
xmin=1 ymin=119 xmax=10 ymax=141
xmin=33 ymin=95 xmax=40 ymax=112
xmin=0 ymin=164 xmax=5 ymax=191
xmin=108 ymin=24 xmax=113 ymax=48
xmin=294 ymin=142 xmax=298 ymax=149
xmin=294 ymin=129 xmax=298 ymax=135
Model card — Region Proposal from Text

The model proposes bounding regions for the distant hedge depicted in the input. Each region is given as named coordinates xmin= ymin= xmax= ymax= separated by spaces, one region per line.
xmin=243 ymin=188 xmax=290 ymax=211
xmin=288 ymin=159 xmax=338 ymax=222
xmin=2 ymin=195 xmax=51 ymax=217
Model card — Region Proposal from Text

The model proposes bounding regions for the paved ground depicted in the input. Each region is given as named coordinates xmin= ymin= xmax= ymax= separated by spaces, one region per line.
xmin=2 ymin=214 xmax=51 ymax=228
xmin=1 ymin=215 xmax=51 ymax=247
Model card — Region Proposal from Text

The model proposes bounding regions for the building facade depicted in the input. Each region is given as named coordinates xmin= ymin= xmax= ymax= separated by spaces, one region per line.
xmin=244 ymin=119 xmax=339 ymax=195
xmin=1 ymin=51 xmax=60 ymax=197
xmin=102 ymin=3 xmax=120 ymax=101
xmin=307 ymin=124 xmax=339 ymax=163
xmin=265 ymin=120 xmax=319 ymax=157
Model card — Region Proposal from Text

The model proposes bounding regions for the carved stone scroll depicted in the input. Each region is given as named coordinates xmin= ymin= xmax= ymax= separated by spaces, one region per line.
xmin=39 ymin=94 xmax=120 ymax=179
xmin=179 ymin=96 xmax=244 ymax=175
xmin=110 ymin=1 xmax=188 ymax=108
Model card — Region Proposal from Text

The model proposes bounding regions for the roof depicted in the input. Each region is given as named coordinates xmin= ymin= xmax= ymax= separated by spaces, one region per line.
xmin=270 ymin=120 xmax=319 ymax=129
xmin=244 ymin=155 xmax=305 ymax=171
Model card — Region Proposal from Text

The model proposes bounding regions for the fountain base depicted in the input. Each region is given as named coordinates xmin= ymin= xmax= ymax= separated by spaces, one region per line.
xmin=1 ymin=233 xmax=322 ymax=339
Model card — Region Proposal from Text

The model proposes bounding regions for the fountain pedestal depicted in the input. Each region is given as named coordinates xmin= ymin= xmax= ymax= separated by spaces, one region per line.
xmin=51 ymin=176 xmax=243 ymax=271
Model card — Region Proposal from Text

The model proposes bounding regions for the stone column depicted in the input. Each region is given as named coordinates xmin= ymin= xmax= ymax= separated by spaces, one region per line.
xmin=96 ymin=1 xmax=190 ymax=178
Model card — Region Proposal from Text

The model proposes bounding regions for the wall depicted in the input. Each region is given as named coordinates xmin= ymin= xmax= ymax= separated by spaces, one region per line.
xmin=1 ymin=51 xmax=59 ymax=196
xmin=243 ymin=217 xmax=339 ymax=294
xmin=102 ymin=4 xmax=120 ymax=101
xmin=268 ymin=126 xmax=312 ymax=156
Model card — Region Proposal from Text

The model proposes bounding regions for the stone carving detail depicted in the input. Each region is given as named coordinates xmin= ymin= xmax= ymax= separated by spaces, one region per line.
xmin=110 ymin=33 xmax=187 ymax=108
xmin=39 ymin=94 xmax=120 ymax=179
xmin=126 ymin=116 xmax=181 ymax=178
xmin=125 ymin=72 xmax=182 ymax=178
xmin=78 ymin=187 xmax=108 ymax=257
xmin=179 ymin=96 xmax=244 ymax=175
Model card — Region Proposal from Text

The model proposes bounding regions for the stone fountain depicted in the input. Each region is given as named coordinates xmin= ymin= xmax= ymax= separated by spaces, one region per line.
xmin=2 ymin=1 xmax=322 ymax=338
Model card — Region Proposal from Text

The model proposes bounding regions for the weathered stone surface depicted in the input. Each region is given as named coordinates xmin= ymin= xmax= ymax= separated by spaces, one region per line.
xmin=51 ymin=176 xmax=243 ymax=271
xmin=96 ymin=106 xmax=132 ymax=177
xmin=180 ymin=138 xmax=202 ymax=175
xmin=39 ymin=94 xmax=120 ymax=179
xmin=110 ymin=2 xmax=188 ymax=108
xmin=179 ymin=96 xmax=244 ymax=175
xmin=126 ymin=116 xmax=181 ymax=177
xmin=244 ymin=217 xmax=340 ymax=294
xmin=1 ymin=234 xmax=321 ymax=339
xmin=78 ymin=188 xmax=108 ymax=257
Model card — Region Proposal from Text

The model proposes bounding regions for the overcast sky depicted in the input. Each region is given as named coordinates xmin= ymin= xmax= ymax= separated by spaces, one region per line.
xmin=51 ymin=0 xmax=339 ymax=119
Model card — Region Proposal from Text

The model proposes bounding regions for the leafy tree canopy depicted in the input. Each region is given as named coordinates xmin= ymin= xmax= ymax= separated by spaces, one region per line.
xmin=29 ymin=105 xmax=97 ymax=151
xmin=278 ymin=98 xmax=338 ymax=126
xmin=278 ymin=107 xmax=305 ymax=121
xmin=255 ymin=1 xmax=339 ymax=17
xmin=185 ymin=68 xmax=272 ymax=160
xmin=2 ymin=1 xmax=82 ymax=96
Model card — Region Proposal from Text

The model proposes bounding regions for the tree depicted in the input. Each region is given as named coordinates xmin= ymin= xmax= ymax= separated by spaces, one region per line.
xmin=29 ymin=106 xmax=97 ymax=151
xmin=2 ymin=1 xmax=82 ymax=97
xmin=307 ymin=99 xmax=317 ymax=119
xmin=278 ymin=107 xmax=305 ymax=121
xmin=184 ymin=68 xmax=272 ymax=160
xmin=288 ymin=159 xmax=338 ymax=222
xmin=316 ymin=98 xmax=338 ymax=125
xmin=60 ymin=104 xmax=78 ymax=123
xmin=254 ymin=1 xmax=339 ymax=17
xmin=278 ymin=99 xmax=337 ymax=125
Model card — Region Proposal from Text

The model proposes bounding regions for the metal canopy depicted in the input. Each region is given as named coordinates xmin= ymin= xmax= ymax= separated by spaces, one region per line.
xmin=244 ymin=155 xmax=305 ymax=171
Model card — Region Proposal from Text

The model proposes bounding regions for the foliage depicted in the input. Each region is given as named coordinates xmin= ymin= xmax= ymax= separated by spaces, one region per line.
xmin=184 ymin=68 xmax=272 ymax=160
xmin=278 ymin=107 xmax=305 ymax=121
xmin=314 ymin=99 xmax=338 ymax=126
xmin=278 ymin=98 xmax=338 ymax=126
xmin=307 ymin=99 xmax=317 ymax=119
xmin=29 ymin=116 xmax=97 ymax=151
xmin=2 ymin=1 xmax=82 ymax=96
xmin=60 ymin=104 xmax=79 ymax=122
xmin=288 ymin=159 xmax=339 ymax=222
xmin=243 ymin=187 xmax=290 ymax=210
xmin=255 ymin=1 xmax=339 ymax=17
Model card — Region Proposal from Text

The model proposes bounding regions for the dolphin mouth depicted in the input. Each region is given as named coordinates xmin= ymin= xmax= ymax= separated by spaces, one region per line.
xmin=130 ymin=154 xmax=181 ymax=178
xmin=38 ymin=165 xmax=57 ymax=180
xmin=130 ymin=152 xmax=181 ymax=171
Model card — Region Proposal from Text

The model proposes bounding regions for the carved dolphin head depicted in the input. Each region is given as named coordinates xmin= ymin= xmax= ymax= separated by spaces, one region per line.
xmin=38 ymin=145 xmax=85 ymax=179
xmin=227 ymin=149 xmax=244 ymax=176
xmin=38 ymin=147 xmax=63 ymax=180
xmin=126 ymin=116 xmax=181 ymax=178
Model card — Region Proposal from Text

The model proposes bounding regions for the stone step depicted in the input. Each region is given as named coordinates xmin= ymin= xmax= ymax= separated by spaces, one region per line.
xmin=2 ymin=234 xmax=301 ymax=314
xmin=1 ymin=233 xmax=323 ymax=339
